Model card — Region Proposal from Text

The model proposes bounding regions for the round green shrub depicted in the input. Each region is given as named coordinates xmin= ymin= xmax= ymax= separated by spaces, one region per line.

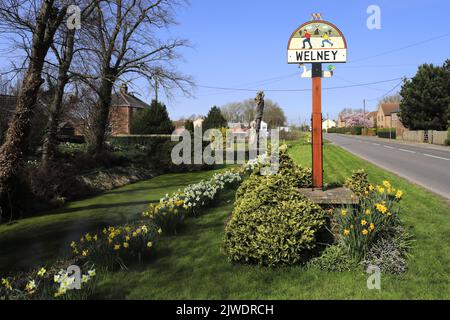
xmin=224 ymin=173 xmax=325 ymax=266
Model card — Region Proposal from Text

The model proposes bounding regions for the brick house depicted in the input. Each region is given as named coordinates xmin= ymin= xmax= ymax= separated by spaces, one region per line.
xmin=109 ymin=84 xmax=151 ymax=135
xmin=376 ymin=102 xmax=406 ymax=136
xmin=367 ymin=111 xmax=378 ymax=127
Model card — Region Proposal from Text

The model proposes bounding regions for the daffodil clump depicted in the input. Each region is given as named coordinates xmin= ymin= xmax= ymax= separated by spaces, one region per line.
xmin=1 ymin=265 xmax=96 ymax=300
xmin=70 ymin=223 xmax=161 ymax=269
xmin=336 ymin=179 xmax=404 ymax=260
xmin=143 ymin=170 xmax=243 ymax=233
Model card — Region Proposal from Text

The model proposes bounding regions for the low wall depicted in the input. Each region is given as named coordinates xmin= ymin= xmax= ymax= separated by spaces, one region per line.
xmin=400 ymin=130 xmax=448 ymax=145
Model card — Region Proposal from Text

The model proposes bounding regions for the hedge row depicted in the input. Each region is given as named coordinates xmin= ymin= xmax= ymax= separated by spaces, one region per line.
xmin=327 ymin=126 xmax=363 ymax=135
xmin=377 ymin=128 xmax=396 ymax=139
xmin=109 ymin=135 xmax=174 ymax=147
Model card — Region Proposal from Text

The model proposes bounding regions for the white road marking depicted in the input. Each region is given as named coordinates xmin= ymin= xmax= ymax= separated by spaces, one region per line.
xmin=399 ymin=148 xmax=416 ymax=154
xmin=423 ymin=154 xmax=450 ymax=161
xmin=372 ymin=143 xmax=380 ymax=146
xmin=384 ymin=145 xmax=395 ymax=149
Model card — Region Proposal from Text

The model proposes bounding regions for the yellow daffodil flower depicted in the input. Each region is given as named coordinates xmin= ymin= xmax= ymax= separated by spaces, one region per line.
xmin=37 ymin=267 xmax=46 ymax=277
xmin=362 ymin=229 xmax=369 ymax=235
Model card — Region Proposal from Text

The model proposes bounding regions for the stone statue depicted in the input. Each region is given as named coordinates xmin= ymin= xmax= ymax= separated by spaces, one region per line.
xmin=254 ymin=91 xmax=265 ymax=147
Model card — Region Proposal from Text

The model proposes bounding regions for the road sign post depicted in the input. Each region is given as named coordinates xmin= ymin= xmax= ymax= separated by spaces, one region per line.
xmin=311 ymin=63 xmax=323 ymax=188
xmin=288 ymin=16 xmax=347 ymax=189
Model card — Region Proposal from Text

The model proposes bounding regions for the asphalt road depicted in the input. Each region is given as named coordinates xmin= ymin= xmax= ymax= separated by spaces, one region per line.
xmin=325 ymin=133 xmax=450 ymax=199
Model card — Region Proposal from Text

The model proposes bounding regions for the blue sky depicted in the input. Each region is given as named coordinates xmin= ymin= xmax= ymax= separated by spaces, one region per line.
xmin=1 ymin=0 xmax=449 ymax=124
xmin=154 ymin=0 xmax=449 ymax=124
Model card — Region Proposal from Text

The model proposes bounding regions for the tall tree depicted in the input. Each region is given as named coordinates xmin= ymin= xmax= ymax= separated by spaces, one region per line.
xmin=42 ymin=1 xmax=98 ymax=167
xmin=131 ymin=100 xmax=174 ymax=134
xmin=202 ymin=106 xmax=227 ymax=131
xmin=399 ymin=61 xmax=450 ymax=130
xmin=82 ymin=0 xmax=192 ymax=155
xmin=221 ymin=98 xmax=286 ymax=128
xmin=0 ymin=0 xmax=69 ymax=200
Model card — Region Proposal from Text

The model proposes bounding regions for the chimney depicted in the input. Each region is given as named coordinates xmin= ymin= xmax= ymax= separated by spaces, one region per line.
xmin=120 ymin=83 xmax=128 ymax=94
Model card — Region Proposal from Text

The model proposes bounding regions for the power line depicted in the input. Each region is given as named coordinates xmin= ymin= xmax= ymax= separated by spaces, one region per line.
xmin=197 ymin=77 xmax=403 ymax=93
xmin=348 ymin=32 xmax=450 ymax=64
xmin=366 ymin=79 xmax=404 ymax=102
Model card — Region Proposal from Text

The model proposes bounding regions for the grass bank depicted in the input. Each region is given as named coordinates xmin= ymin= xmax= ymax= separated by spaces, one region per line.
xmin=92 ymin=142 xmax=450 ymax=299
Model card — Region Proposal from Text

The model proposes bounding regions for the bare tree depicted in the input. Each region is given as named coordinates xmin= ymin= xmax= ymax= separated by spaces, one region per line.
xmin=79 ymin=0 xmax=193 ymax=155
xmin=41 ymin=1 xmax=99 ymax=167
xmin=0 ymin=0 xmax=69 ymax=200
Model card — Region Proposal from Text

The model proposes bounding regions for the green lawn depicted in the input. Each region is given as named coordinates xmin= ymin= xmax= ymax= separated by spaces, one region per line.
xmin=1 ymin=142 xmax=449 ymax=299
xmin=0 ymin=168 xmax=224 ymax=272
xmin=92 ymin=142 xmax=450 ymax=299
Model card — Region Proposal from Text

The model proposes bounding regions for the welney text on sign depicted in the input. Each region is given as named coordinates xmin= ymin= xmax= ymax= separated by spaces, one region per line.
xmin=287 ymin=20 xmax=347 ymax=64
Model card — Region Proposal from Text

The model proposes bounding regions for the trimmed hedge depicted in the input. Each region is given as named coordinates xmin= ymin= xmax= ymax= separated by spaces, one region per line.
xmin=224 ymin=150 xmax=324 ymax=266
xmin=377 ymin=128 xmax=396 ymax=139
xmin=327 ymin=126 xmax=363 ymax=135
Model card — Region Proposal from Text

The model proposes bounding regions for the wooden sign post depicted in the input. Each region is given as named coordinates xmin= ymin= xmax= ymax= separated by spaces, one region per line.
xmin=287 ymin=15 xmax=347 ymax=189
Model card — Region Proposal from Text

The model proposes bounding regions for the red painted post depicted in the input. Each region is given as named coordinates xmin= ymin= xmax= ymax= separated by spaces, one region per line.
xmin=311 ymin=63 xmax=323 ymax=189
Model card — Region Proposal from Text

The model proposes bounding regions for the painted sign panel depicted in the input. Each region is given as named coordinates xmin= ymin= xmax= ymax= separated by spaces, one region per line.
xmin=287 ymin=20 xmax=347 ymax=64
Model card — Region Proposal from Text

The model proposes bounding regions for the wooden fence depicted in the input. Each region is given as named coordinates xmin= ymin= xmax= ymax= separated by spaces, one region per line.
xmin=399 ymin=130 xmax=447 ymax=145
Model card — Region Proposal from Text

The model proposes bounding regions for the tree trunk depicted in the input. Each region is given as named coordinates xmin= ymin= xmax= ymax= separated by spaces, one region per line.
xmin=42 ymin=30 xmax=75 ymax=167
xmin=89 ymin=72 xmax=115 ymax=155
xmin=0 ymin=1 xmax=63 ymax=198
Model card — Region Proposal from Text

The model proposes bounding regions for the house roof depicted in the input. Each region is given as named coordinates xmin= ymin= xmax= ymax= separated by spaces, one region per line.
xmin=111 ymin=91 xmax=150 ymax=109
xmin=367 ymin=111 xmax=378 ymax=118
xmin=380 ymin=103 xmax=400 ymax=116
xmin=0 ymin=94 xmax=17 ymax=114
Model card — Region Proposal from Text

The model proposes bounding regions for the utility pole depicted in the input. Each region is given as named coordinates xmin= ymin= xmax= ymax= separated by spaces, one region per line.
xmin=154 ymin=77 xmax=159 ymax=103
xmin=363 ymin=99 xmax=366 ymax=128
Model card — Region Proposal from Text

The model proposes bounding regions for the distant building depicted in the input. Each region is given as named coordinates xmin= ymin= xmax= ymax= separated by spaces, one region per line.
xmin=366 ymin=111 xmax=378 ymax=127
xmin=276 ymin=126 xmax=290 ymax=132
xmin=322 ymin=119 xmax=336 ymax=132
xmin=108 ymin=84 xmax=151 ymax=135
xmin=337 ymin=114 xmax=346 ymax=128
xmin=193 ymin=117 xmax=204 ymax=128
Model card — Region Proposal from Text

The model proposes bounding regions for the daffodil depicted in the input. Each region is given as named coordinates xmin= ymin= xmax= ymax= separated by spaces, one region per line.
xmin=1 ymin=278 xmax=12 ymax=290
xmin=25 ymin=280 xmax=36 ymax=294
xmin=81 ymin=274 xmax=90 ymax=284
xmin=37 ymin=267 xmax=46 ymax=277
xmin=341 ymin=209 xmax=348 ymax=216
xmin=365 ymin=209 xmax=371 ymax=215
xmin=123 ymin=242 xmax=129 ymax=248
xmin=395 ymin=190 xmax=403 ymax=199
xmin=157 ymin=228 xmax=162 ymax=234
xmin=375 ymin=203 xmax=388 ymax=214
xmin=82 ymin=250 xmax=88 ymax=257
xmin=383 ymin=180 xmax=391 ymax=188
xmin=88 ymin=269 xmax=96 ymax=277
xmin=54 ymin=287 xmax=67 ymax=298
xmin=361 ymin=220 xmax=367 ymax=226
xmin=369 ymin=223 xmax=375 ymax=230
xmin=362 ymin=229 xmax=369 ymax=235
xmin=343 ymin=229 xmax=350 ymax=236
xmin=147 ymin=242 xmax=153 ymax=248
xmin=114 ymin=244 xmax=121 ymax=250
